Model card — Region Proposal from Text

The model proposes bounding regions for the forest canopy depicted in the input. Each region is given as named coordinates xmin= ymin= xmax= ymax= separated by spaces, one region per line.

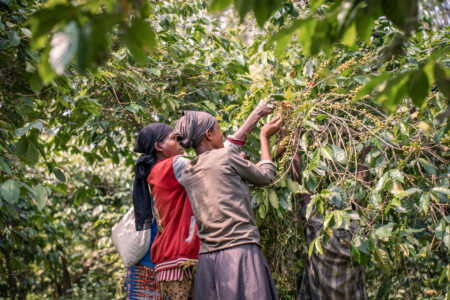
xmin=0 ymin=0 xmax=449 ymax=299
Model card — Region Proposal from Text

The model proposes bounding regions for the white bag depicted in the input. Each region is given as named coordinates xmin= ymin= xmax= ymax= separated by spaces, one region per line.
xmin=111 ymin=207 xmax=151 ymax=267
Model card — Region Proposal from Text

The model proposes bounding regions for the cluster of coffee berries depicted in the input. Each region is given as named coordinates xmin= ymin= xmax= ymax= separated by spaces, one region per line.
xmin=279 ymin=136 xmax=291 ymax=149
xmin=312 ymin=59 xmax=330 ymax=82
xmin=277 ymin=131 xmax=295 ymax=172
xmin=360 ymin=52 xmax=373 ymax=66
xmin=336 ymin=57 xmax=357 ymax=72
xmin=275 ymin=100 xmax=294 ymax=117
xmin=325 ymin=102 xmax=346 ymax=110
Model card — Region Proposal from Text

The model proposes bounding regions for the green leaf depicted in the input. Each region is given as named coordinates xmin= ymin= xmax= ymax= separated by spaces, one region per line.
xmin=375 ymin=279 xmax=392 ymax=300
xmin=29 ymin=4 xmax=78 ymax=49
xmin=435 ymin=219 xmax=450 ymax=251
xmin=308 ymin=237 xmax=323 ymax=257
xmin=309 ymin=0 xmax=324 ymax=9
xmin=208 ymin=0 xmax=232 ymax=12
xmin=297 ymin=18 xmax=318 ymax=56
xmin=377 ymin=70 xmax=411 ymax=111
xmin=77 ymin=14 xmax=117 ymax=71
xmin=15 ymin=138 xmax=40 ymax=166
xmin=7 ymin=30 xmax=20 ymax=47
xmin=323 ymin=212 xmax=333 ymax=229
xmin=1 ymin=179 xmax=20 ymax=204
xmin=308 ymin=238 xmax=315 ymax=257
xmin=125 ymin=18 xmax=157 ymax=65
xmin=381 ymin=0 xmax=418 ymax=32
xmin=356 ymin=15 xmax=374 ymax=43
xmin=253 ymin=0 xmax=282 ymax=27
xmin=330 ymin=145 xmax=348 ymax=164
xmin=419 ymin=192 xmax=430 ymax=214
xmin=34 ymin=184 xmax=48 ymax=208
xmin=52 ymin=168 xmax=66 ymax=183
xmin=418 ymin=158 xmax=436 ymax=175
xmin=0 ymin=157 xmax=12 ymax=175
xmin=39 ymin=47 xmax=57 ymax=83
xmin=273 ymin=19 xmax=305 ymax=57
xmin=351 ymin=235 xmax=369 ymax=265
xmin=287 ymin=178 xmax=309 ymax=194
xmin=76 ymin=99 xmax=101 ymax=116
xmin=307 ymin=149 xmax=321 ymax=171
xmin=320 ymin=147 xmax=333 ymax=161
xmin=29 ymin=72 xmax=43 ymax=94
xmin=432 ymin=187 xmax=450 ymax=196
xmin=49 ymin=21 xmax=79 ymax=75
xmin=258 ymin=203 xmax=266 ymax=219
xmin=306 ymin=195 xmax=319 ymax=220
xmin=389 ymin=169 xmax=404 ymax=183
xmin=15 ymin=125 xmax=30 ymax=137
xmin=148 ymin=68 xmax=161 ymax=77
xmin=374 ymin=246 xmax=391 ymax=276
xmin=375 ymin=223 xmax=394 ymax=238
xmin=314 ymin=237 xmax=324 ymax=255
xmin=434 ymin=63 xmax=450 ymax=99
xmin=236 ymin=0 xmax=258 ymax=23
xmin=373 ymin=173 xmax=388 ymax=193
xmin=354 ymin=72 xmax=392 ymax=101
xmin=408 ymin=68 xmax=429 ymax=107
xmin=303 ymin=60 xmax=315 ymax=79
xmin=318 ymin=68 xmax=338 ymax=87
xmin=47 ymin=183 xmax=67 ymax=196
xmin=438 ymin=266 xmax=448 ymax=284
xmin=341 ymin=23 xmax=357 ymax=46
xmin=268 ymin=190 xmax=279 ymax=209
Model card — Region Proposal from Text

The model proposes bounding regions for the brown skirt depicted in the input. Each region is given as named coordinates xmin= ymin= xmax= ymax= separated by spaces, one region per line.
xmin=194 ymin=243 xmax=278 ymax=300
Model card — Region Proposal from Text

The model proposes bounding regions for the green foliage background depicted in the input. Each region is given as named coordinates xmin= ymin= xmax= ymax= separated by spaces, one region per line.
xmin=0 ymin=0 xmax=448 ymax=299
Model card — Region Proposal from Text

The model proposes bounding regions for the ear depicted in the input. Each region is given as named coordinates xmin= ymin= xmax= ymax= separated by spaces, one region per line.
xmin=204 ymin=129 xmax=213 ymax=141
xmin=154 ymin=142 xmax=163 ymax=152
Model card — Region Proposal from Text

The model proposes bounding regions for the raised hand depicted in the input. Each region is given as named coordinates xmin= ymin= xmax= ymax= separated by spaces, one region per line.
xmin=254 ymin=101 xmax=274 ymax=118
xmin=260 ymin=115 xmax=283 ymax=138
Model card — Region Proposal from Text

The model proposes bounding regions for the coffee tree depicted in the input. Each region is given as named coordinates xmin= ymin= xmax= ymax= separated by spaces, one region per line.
xmin=0 ymin=0 xmax=448 ymax=299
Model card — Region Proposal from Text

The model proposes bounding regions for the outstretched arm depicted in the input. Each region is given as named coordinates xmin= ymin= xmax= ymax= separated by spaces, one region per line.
xmin=228 ymin=101 xmax=274 ymax=143
xmin=230 ymin=115 xmax=283 ymax=186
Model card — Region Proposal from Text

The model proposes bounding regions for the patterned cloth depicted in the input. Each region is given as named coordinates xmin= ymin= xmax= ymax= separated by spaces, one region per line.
xmin=126 ymin=265 xmax=161 ymax=300
xmin=156 ymin=267 xmax=194 ymax=281
xmin=298 ymin=213 xmax=368 ymax=300
xmin=158 ymin=275 xmax=194 ymax=300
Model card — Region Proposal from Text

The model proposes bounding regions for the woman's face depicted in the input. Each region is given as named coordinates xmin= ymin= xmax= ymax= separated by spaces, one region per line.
xmin=157 ymin=132 xmax=184 ymax=158
xmin=209 ymin=121 xmax=224 ymax=149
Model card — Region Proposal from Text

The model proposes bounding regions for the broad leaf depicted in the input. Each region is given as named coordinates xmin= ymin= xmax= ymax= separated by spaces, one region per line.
xmin=1 ymin=179 xmax=20 ymax=204
xmin=34 ymin=184 xmax=48 ymax=208
xmin=268 ymin=190 xmax=279 ymax=209
xmin=408 ymin=68 xmax=429 ymax=107
xmin=49 ymin=21 xmax=79 ymax=75
xmin=125 ymin=18 xmax=157 ymax=65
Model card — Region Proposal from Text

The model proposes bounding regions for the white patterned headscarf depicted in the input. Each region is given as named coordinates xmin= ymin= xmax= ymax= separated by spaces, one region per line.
xmin=173 ymin=111 xmax=217 ymax=148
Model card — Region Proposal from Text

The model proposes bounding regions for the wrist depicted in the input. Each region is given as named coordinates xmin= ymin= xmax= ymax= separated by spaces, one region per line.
xmin=260 ymin=133 xmax=270 ymax=140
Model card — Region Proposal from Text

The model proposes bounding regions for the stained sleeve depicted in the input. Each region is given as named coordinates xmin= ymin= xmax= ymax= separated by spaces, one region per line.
xmin=173 ymin=156 xmax=191 ymax=186
xmin=227 ymin=147 xmax=276 ymax=186
xmin=224 ymin=135 xmax=246 ymax=151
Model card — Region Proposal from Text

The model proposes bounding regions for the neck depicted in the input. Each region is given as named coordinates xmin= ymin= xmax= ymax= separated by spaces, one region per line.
xmin=195 ymin=143 xmax=214 ymax=155
xmin=155 ymin=153 xmax=166 ymax=162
